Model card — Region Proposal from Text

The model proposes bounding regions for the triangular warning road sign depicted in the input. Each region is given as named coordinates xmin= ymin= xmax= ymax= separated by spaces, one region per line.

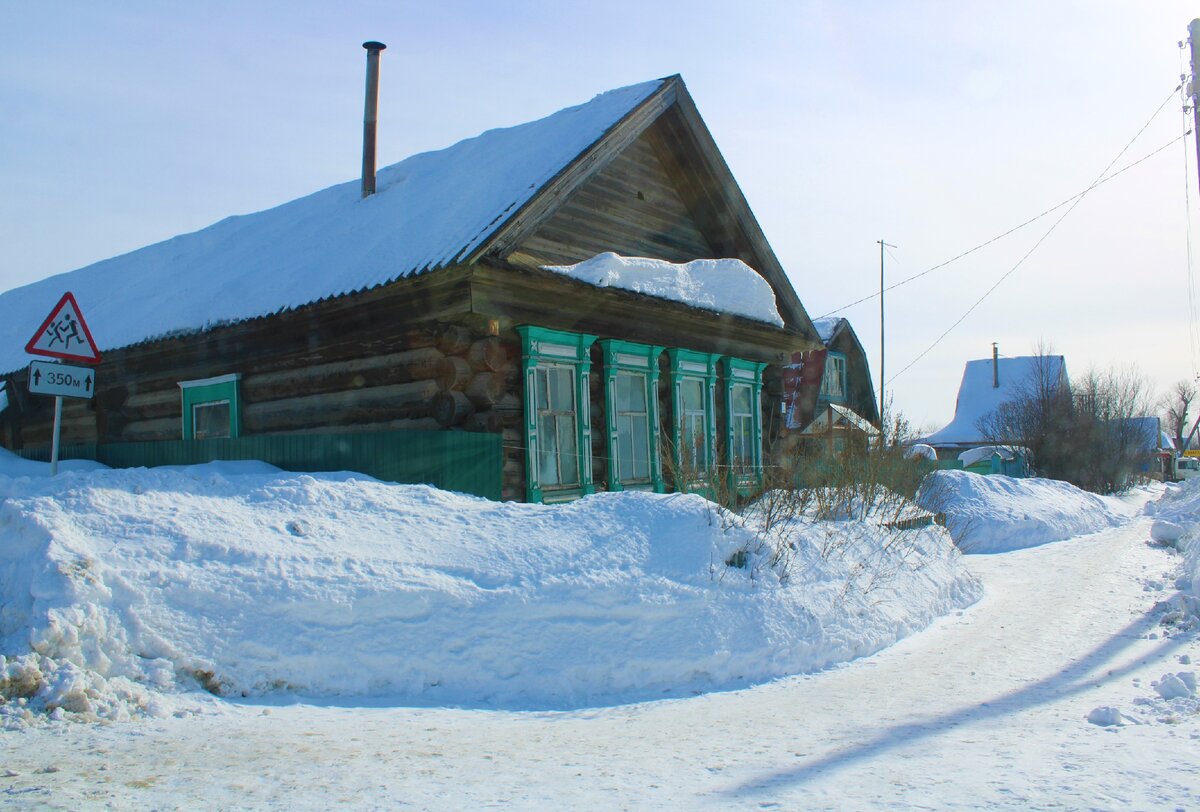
xmin=25 ymin=292 xmax=102 ymax=365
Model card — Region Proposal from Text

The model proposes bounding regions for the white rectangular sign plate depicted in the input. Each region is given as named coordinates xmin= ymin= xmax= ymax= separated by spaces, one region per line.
xmin=28 ymin=360 xmax=97 ymax=400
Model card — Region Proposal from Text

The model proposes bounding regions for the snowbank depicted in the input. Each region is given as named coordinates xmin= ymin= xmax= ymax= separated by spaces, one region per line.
xmin=1145 ymin=479 xmax=1200 ymax=596
xmin=919 ymin=470 xmax=1127 ymax=554
xmin=0 ymin=460 xmax=978 ymax=720
xmin=0 ymin=450 xmax=108 ymax=478
xmin=542 ymin=252 xmax=784 ymax=327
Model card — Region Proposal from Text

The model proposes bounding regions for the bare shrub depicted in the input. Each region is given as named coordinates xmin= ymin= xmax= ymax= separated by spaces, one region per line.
xmin=705 ymin=407 xmax=947 ymax=593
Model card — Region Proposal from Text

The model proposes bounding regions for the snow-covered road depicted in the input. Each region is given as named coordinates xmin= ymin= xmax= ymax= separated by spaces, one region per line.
xmin=3 ymin=514 xmax=1197 ymax=810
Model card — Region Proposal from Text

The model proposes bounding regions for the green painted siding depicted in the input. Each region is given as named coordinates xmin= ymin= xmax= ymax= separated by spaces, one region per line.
xmin=17 ymin=430 xmax=503 ymax=500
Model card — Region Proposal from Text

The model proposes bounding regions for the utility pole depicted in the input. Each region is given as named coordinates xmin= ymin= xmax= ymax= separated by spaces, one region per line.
xmin=1190 ymin=20 xmax=1200 ymax=198
xmin=877 ymin=239 xmax=896 ymax=431
xmin=1182 ymin=19 xmax=1200 ymax=453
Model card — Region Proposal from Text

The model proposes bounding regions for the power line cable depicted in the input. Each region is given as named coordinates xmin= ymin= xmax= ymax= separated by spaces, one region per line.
xmin=818 ymin=85 xmax=1184 ymax=321
xmin=886 ymin=84 xmax=1186 ymax=386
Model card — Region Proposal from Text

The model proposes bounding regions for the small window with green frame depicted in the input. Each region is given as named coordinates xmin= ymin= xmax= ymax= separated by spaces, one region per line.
xmin=599 ymin=339 xmax=664 ymax=492
xmin=178 ymin=373 xmax=241 ymax=440
xmin=516 ymin=326 xmax=597 ymax=503
xmin=820 ymin=351 xmax=847 ymax=401
xmin=666 ymin=348 xmax=718 ymax=489
xmin=722 ymin=356 xmax=767 ymax=490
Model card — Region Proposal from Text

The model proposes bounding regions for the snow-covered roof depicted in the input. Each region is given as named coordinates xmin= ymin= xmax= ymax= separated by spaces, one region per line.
xmin=1125 ymin=416 xmax=1172 ymax=453
xmin=0 ymin=80 xmax=666 ymax=375
xmin=923 ymin=355 xmax=1067 ymax=447
xmin=801 ymin=402 xmax=881 ymax=436
xmin=542 ymin=253 xmax=783 ymax=326
xmin=811 ymin=317 xmax=841 ymax=344
xmin=956 ymin=445 xmax=1025 ymax=467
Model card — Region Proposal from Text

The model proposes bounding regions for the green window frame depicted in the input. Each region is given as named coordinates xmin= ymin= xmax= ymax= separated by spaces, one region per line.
xmin=178 ymin=373 xmax=241 ymax=440
xmin=722 ymin=357 xmax=767 ymax=490
xmin=820 ymin=352 xmax=847 ymax=401
xmin=667 ymin=348 xmax=718 ymax=489
xmin=599 ymin=339 xmax=664 ymax=493
xmin=516 ymin=326 xmax=597 ymax=504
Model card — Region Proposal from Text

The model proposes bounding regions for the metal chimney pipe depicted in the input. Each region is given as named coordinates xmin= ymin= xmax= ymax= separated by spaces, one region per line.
xmin=992 ymin=342 xmax=999 ymax=388
xmin=361 ymin=41 xmax=387 ymax=198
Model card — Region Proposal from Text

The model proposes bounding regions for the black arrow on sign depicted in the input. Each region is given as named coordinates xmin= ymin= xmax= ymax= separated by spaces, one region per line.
xmin=85 ymin=375 xmax=92 ymax=393
xmin=32 ymin=368 xmax=41 ymax=386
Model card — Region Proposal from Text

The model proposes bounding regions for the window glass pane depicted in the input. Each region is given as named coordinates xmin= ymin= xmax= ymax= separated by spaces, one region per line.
xmin=193 ymin=401 xmax=231 ymax=440
xmin=732 ymin=384 xmax=752 ymax=415
xmin=557 ymin=414 xmax=579 ymax=485
xmin=614 ymin=371 xmax=651 ymax=485
xmin=821 ymin=357 xmax=846 ymax=398
xmin=616 ymin=374 xmax=631 ymax=413
xmin=534 ymin=362 xmax=581 ymax=489
xmin=550 ymin=366 xmax=574 ymax=412
xmin=535 ymin=368 xmax=549 ymax=410
xmin=618 ymin=372 xmax=646 ymax=412
xmin=684 ymin=413 xmax=707 ymax=468
xmin=682 ymin=379 xmax=703 ymax=412
xmin=631 ymin=414 xmax=650 ymax=479
xmin=617 ymin=415 xmax=634 ymax=481
xmin=734 ymin=416 xmax=753 ymax=470
xmin=538 ymin=414 xmax=559 ymax=485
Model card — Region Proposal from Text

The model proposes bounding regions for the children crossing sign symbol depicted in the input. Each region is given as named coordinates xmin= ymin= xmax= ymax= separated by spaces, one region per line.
xmin=25 ymin=292 xmax=102 ymax=364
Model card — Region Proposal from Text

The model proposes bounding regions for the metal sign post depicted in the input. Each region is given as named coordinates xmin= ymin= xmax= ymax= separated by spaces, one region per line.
xmin=49 ymin=396 xmax=63 ymax=476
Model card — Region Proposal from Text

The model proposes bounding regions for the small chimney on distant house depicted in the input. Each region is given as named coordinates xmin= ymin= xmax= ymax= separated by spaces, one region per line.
xmin=361 ymin=41 xmax=387 ymax=198
xmin=992 ymin=342 xmax=1000 ymax=388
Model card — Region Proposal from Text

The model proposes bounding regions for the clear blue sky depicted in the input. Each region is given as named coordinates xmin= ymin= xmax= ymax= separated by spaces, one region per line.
xmin=2 ymin=1 xmax=1197 ymax=430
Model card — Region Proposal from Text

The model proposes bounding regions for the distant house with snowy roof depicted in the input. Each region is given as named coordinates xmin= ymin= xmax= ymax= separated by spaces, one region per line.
xmin=780 ymin=316 xmax=879 ymax=452
xmin=1126 ymin=416 xmax=1176 ymax=479
xmin=922 ymin=353 xmax=1068 ymax=460
xmin=0 ymin=74 xmax=822 ymax=502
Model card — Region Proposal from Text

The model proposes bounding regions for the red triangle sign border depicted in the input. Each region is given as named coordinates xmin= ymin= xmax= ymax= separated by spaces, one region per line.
xmin=24 ymin=292 xmax=102 ymax=365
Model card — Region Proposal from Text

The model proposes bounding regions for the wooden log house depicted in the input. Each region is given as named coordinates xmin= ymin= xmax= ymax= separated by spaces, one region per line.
xmin=0 ymin=75 xmax=822 ymax=502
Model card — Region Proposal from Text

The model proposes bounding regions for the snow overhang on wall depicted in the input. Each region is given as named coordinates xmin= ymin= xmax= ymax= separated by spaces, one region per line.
xmin=541 ymin=252 xmax=784 ymax=327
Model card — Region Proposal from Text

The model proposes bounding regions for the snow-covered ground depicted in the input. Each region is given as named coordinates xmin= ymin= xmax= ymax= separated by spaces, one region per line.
xmin=2 ymin=465 xmax=1198 ymax=809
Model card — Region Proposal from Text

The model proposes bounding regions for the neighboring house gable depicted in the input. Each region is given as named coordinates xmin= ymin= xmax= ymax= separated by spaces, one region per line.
xmin=783 ymin=316 xmax=879 ymax=435
xmin=923 ymin=355 xmax=1068 ymax=454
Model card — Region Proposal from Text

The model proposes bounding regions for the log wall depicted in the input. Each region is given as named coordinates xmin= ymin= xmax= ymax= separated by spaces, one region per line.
xmin=0 ymin=270 xmax=525 ymax=493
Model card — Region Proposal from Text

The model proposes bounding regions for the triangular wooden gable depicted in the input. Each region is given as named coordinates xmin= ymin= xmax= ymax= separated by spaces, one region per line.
xmin=467 ymin=76 xmax=815 ymax=337
xmin=506 ymin=129 xmax=714 ymax=268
